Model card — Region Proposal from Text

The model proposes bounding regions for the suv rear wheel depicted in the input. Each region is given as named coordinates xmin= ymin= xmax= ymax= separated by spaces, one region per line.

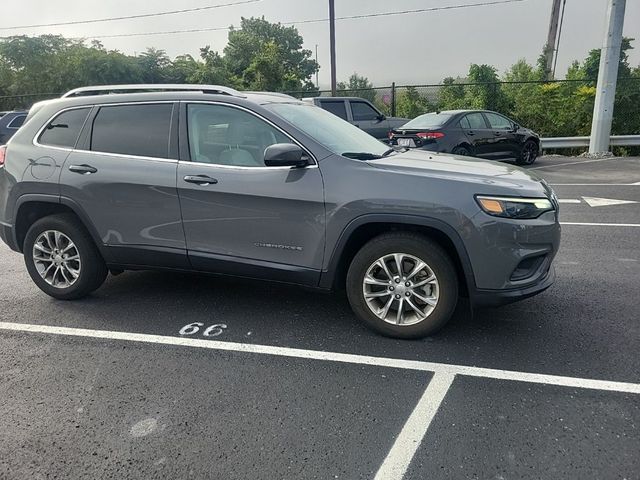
xmin=23 ymin=214 xmax=108 ymax=300
xmin=346 ymin=232 xmax=458 ymax=339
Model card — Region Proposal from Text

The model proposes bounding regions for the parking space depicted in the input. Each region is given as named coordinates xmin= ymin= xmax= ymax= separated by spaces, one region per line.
xmin=406 ymin=377 xmax=640 ymax=479
xmin=1 ymin=155 xmax=639 ymax=479
xmin=0 ymin=332 xmax=431 ymax=479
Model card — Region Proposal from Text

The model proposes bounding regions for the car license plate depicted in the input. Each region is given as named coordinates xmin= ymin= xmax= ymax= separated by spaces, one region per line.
xmin=398 ymin=138 xmax=415 ymax=148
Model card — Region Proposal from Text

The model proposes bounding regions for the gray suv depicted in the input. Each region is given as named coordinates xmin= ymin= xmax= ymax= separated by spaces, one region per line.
xmin=0 ymin=84 xmax=560 ymax=339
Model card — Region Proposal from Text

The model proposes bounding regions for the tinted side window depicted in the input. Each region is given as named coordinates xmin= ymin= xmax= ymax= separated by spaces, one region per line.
xmin=459 ymin=116 xmax=471 ymax=129
xmin=8 ymin=115 xmax=26 ymax=129
xmin=484 ymin=112 xmax=512 ymax=129
xmin=187 ymin=103 xmax=292 ymax=167
xmin=91 ymin=104 xmax=173 ymax=158
xmin=464 ymin=113 xmax=487 ymax=129
xmin=321 ymin=101 xmax=348 ymax=120
xmin=351 ymin=101 xmax=379 ymax=121
xmin=39 ymin=108 xmax=91 ymax=148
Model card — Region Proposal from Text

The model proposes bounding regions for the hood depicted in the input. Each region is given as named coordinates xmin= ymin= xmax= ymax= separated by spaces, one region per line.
xmin=368 ymin=150 xmax=546 ymax=192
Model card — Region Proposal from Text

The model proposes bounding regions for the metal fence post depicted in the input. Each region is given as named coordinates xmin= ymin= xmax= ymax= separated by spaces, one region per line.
xmin=391 ymin=82 xmax=396 ymax=117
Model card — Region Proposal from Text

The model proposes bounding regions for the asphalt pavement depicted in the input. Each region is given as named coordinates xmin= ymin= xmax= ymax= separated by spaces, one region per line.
xmin=0 ymin=155 xmax=638 ymax=479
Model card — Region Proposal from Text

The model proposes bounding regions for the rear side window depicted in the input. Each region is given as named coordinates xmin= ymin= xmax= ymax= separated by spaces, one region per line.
xmin=484 ymin=112 xmax=512 ymax=129
xmin=90 ymin=103 xmax=173 ymax=158
xmin=462 ymin=113 xmax=487 ymax=129
xmin=39 ymin=108 xmax=91 ymax=148
xmin=7 ymin=115 xmax=26 ymax=129
xmin=321 ymin=101 xmax=348 ymax=120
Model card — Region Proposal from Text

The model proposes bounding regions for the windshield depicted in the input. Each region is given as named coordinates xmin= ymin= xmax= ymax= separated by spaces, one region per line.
xmin=266 ymin=103 xmax=389 ymax=159
xmin=401 ymin=112 xmax=454 ymax=129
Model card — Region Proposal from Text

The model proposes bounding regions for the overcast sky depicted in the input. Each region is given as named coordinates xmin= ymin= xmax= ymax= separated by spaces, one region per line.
xmin=3 ymin=0 xmax=640 ymax=87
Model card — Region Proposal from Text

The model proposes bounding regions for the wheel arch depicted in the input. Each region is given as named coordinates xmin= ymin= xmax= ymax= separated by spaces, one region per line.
xmin=320 ymin=214 xmax=476 ymax=296
xmin=14 ymin=195 xmax=104 ymax=255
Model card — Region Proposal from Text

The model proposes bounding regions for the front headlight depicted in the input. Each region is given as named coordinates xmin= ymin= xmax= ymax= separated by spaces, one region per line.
xmin=476 ymin=195 xmax=554 ymax=219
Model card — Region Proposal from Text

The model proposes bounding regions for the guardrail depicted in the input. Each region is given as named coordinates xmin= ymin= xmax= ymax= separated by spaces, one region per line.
xmin=541 ymin=135 xmax=640 ymax=149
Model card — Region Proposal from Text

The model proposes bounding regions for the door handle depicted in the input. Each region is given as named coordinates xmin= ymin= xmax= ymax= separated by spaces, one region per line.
xmin=184 ymin=175 xmax=218 ymax=186
xmin=68 ymin=164 xmax=97 ymax=174
xmin=467 ymin=130 xmax=475 ymax=136
xmin=494 ymin=131 xmax=503 ymax=136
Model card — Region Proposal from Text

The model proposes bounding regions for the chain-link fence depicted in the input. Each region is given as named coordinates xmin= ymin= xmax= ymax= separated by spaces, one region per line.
xmin=0 ymin=93 xmax=63 ymax=112
xmin=286 ymin=78 xmax=640 ymax=138
xmin=3 ymin=78 xmax=639 ymax=140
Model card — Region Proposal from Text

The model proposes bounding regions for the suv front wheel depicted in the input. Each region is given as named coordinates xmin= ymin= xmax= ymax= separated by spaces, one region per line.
xmin=346 ymin=232 xmax=458 ymax=339
xmin=23 ymin=214 xmax=108 ymax=300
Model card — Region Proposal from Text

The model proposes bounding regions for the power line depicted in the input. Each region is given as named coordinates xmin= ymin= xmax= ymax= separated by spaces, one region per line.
xmin=82 ymin=0 xmax=527 ymax=39
xmin=0 ymin=0 xmax=260 ymax=31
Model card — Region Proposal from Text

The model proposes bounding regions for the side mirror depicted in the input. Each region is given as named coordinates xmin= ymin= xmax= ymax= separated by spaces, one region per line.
xmin=376 ymin=114 xmax=386 ymax=122
xmin=264 ymin=143 xmax=309 ymax=167
xmin=512 ymin=123 xmax=520 ymax=132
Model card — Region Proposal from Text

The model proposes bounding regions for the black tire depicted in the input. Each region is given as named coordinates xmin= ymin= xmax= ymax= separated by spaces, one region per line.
xmin=346 ymin=232 xmax=459 ymax=339
xmin=452 ymin=146 xmax=472 ymax=157
xmin=517 ymin=139 xmax=539 ymax=165
xmin=23 ymin=213 xmax=108 ymax=300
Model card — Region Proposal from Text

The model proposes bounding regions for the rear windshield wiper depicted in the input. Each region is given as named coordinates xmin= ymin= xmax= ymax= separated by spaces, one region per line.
xmin=341 ymin=152 xmax=383 ymax=160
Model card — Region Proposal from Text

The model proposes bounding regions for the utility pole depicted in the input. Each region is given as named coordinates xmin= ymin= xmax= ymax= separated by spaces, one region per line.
xmin=589 ymin=0 xmax=626 ymax=154
xmin=544 ymin=0 xmax=562 ymax=80
xmin=551 ymin=0 xmax=567 ymax=78
xmin=329 ymin=0 xmax=337 ymax=96
xmin=315 ymin=44 xmax=319 ymax=89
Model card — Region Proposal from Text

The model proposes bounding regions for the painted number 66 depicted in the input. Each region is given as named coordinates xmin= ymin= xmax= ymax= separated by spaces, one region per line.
xmin=179 ymin=322 xmax=227 ymax=337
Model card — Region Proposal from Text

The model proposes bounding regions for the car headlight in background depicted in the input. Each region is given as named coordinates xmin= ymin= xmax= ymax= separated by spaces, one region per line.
xmin=476 ymin=196 xmax=554 ymax=219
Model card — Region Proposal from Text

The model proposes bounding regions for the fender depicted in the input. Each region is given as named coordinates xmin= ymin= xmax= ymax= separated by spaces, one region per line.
xmin=319 ymin=213 xmax=477 ymax=293
xmin=13 ymin=194 xmax=108 ymax=258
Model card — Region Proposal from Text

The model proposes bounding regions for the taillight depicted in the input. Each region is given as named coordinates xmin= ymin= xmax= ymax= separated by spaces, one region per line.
xmin=0 ymin=146 xmax=6 ymax=167
xmin=416 ymin=132 xmax=445 ymax=139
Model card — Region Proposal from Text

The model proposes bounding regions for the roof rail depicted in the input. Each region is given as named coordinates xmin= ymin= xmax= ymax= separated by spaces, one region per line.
xmin=244 ymin=91 xmax=298 ymax=100
xmin=61 ymin=84 xmax=245 ymax=98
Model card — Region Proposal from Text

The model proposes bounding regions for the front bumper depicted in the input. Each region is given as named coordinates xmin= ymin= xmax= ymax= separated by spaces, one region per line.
xmin=471 ymin=264 xmax=555 ymax=307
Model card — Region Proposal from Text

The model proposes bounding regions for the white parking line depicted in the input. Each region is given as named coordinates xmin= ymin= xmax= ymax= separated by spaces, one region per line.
xmin=1 ymin=322 xmax=638 ymax=394
xmin=374 ymin=372 xmax=455 ymax=480
xmin=551 ymin=183 xmax=640 ymax=186
xmin=530 ymin=157 xmax=628 ymax=170
xmin=561 ymin=222 xmax=640 ymax=227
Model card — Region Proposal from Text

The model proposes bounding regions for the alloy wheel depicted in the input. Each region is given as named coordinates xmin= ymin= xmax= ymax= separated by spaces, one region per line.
xmin=362 ymin=253 xmax=439 ymax=326
xmin=32 ymin=230 xmax=81 ymax=288
xmin=522 ymin=142 xmax=537 ymax=164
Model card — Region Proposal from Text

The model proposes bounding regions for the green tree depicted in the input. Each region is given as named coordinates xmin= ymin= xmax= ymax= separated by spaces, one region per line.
xmin=190 ymin=46 xmax=237 ymax=86
xmin=395 ymin=86 xmax=431 ymax=118
xmin=336 ymin=73 xmax=376 ymax=102
xmin=136 ymin=47 xmax=172 ymax=83
xmin=463 ymin=64 xmax=507 ymax=111
xmin=438 ymin=77 xmax=466 ymax=110
xmin=224 ymin=17 xmax=318 ymax=91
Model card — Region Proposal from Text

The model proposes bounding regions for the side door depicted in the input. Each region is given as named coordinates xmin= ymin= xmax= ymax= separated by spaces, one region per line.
xmin=483 ymin=112 xmax=519 ymax=160
xmin=459 ymin=112 xmax=495 ymax=159
xmin=348 ymin=100 xmax=388 ymax=140
xmin=177 ymin=102 xmax=325 ymax=286
xmin=59 ymin=102 xmax=188 ymax=268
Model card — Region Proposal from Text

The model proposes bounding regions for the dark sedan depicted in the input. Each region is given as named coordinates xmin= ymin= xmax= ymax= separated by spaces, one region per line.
xmin=0 ymin=110 xmax=28 ymax=145
xmin=388 ymin=109 xmax=541 ymax=165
